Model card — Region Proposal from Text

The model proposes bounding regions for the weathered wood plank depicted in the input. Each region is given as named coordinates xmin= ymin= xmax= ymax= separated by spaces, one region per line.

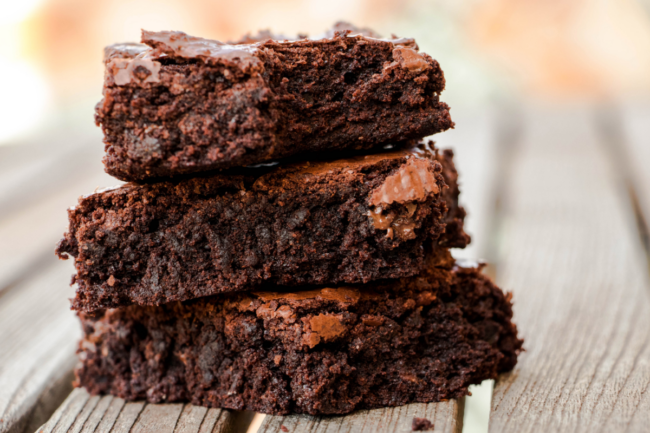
xmin=0 ymin=261 xmax=79 ymax=433
xmin=488 ymin=106 xmax=650 ymax=432
xmin=432 ymin=107 xmax=505 ymax=433
xmin=435 ymin=107 xmax=502 ymax=260
xmin=37 ymin=388 xmax=240 ymax=433
xmin=197 ymin=407 xmax=239 ymax=433
xmin=93 ymin=397 xmax=127 ymax=432
xmin=17 ymin=370 xmax=76 ymax=433
xmin=108 ymin=402 xmax=146 ymax=432
xmin=39 ymin=388 xmax=90 ymax=433
xmin=259 ymin=400 xmax=463 ymax=433
xmin=75 ymin=395 xmax=116 ymax=433
xmin=60 ymin=395 xmax=101 ymax=433
xmin=174 ymin=405 xmax=209 ymax=433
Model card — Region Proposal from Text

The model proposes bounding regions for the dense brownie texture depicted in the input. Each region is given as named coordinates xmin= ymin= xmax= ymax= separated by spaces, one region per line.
xmin=76 ymin=256 xmax=522 ymax=415
xmin=97 ymin=24 xmax=453 ymax=181
xmin=57 ymin=142 xmax=468 ymax=312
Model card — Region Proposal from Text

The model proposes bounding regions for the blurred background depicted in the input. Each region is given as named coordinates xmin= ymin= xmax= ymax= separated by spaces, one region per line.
xmin=1 ymin=1 xmax=650 ymax=432
xmin=2 ymin=0 xmax=650 ymax=145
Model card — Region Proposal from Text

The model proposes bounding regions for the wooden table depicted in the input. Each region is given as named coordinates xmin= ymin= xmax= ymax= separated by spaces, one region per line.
xmin=1 ymin=103 xmax=649 ymax=433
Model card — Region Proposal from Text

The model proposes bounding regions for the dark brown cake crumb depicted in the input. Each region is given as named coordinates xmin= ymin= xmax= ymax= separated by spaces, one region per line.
xmin=57 ymin=142 xmax=468 ymax=312
xmin=75 ymin=258 xmax=522 ymax=415
xmin=96 ymin=25 xmax=453 ymax=181
xmin=412 ymin=417 xmax=434 ymax=431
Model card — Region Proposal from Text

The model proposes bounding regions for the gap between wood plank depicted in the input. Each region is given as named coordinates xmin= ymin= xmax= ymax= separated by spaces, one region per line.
xmin=461 ymin=104 xmax=524 ymax=433
xmin=595 ymin=105 xmax=650 ymax=279
xmin=473 ymin=104 xmax=524 ymax=433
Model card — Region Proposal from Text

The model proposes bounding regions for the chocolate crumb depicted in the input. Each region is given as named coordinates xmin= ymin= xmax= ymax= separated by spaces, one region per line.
xmin=412 ymin=417 xmax=434 ymax=431
xmin=281 ymin=426 xmax=289 ymax=432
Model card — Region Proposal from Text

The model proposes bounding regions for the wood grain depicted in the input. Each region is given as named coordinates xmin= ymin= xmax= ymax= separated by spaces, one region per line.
xmin=37 ymin=388 xmax=239 ymax=433
xmin=488 ymin=106 xmax=650 ymax=432
xmin=0 ymin=262 xmax=80 ymax=433
xmin=258 ymin=400 xmax=463 ymax=433
xmin=0 ymin=132 xmax=120 ymax=433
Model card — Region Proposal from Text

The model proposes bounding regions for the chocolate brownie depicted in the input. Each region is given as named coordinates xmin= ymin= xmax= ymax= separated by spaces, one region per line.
xmin=412 ymin=417 xmax=434 ymax=431
xmin=96 ymin=24 xmax=453 ymax=181
xmin=57 ymin=142 xmax=468 ymax=312
xmin=75 ymin=256 xmax=522 ymax=415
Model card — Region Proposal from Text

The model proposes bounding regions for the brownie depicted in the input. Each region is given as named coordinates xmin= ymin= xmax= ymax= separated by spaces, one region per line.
xmin=96 ymin=24 xmax=453 ymax=181
xmin=75 ymin=256 xmax=522 ymax=415
xmin=57 ymin=142 xmax=469 ymax=312
xmin=412 ymin=417 xmax=434 ymax=431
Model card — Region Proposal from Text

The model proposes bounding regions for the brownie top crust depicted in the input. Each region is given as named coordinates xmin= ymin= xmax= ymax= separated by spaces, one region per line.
xmin=97 ymin=21 xmax=453 ymax=181
xmin=103 ymin=24 xmax=428 ymax=88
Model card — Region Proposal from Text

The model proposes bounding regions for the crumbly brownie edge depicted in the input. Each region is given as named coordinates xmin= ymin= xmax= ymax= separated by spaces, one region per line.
xmin=435 ymin=147 xmax=470 ymax=248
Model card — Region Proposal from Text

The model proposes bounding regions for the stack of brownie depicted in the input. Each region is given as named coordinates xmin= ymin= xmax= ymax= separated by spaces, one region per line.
xmin=56 ymin=24 xmax=522 ymax=416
